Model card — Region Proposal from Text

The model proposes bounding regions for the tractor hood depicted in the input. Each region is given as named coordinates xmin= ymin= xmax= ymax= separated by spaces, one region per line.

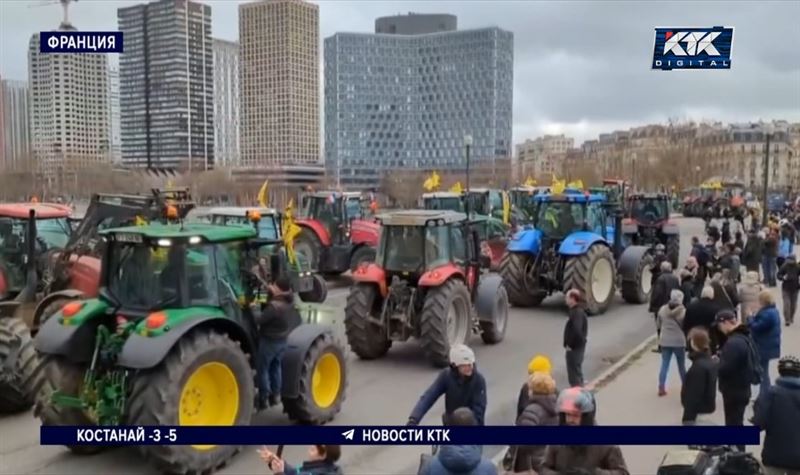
xmin=507 ymin=227 xmax=543 ymax=254
xmin=507 ymin=227 xmax=610 ymax=257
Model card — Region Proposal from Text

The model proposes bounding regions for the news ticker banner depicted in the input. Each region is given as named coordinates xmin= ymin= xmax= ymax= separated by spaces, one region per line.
xmin=41 ymin=426 xmax=760 ymax=446
xmin=40 ymin=32 xmax=123 ymax=53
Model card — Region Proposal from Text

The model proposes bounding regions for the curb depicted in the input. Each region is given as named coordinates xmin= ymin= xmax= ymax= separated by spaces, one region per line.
xmin=490 ymin=334 xmax=658 ymax=467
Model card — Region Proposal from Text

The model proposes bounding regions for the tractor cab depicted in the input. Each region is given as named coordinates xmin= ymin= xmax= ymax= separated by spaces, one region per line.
xmin=207 ymin=206 xmax=280 ymax=240
xmin=300 ymin=191 xmax=364 ymax=245
xmin=622 ymin=193 xmax=680 ymax=268
xmin=531 ymin=190 xmax=612 ymax=243
xmin=509 ymin=186 xmax=547 ymax=222
xmin=626 ymin=193 xmax=671 ymax=227
xmin=422 ymin=191 xmax=465 ymax=213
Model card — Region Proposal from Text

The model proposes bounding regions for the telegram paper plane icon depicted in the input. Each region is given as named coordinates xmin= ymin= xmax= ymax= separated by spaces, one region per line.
xmin=342 ymin=429 xmax=355 ymax=441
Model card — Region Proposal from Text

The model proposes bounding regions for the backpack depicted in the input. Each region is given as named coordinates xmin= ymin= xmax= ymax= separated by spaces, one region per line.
xmin=742 ymin=334 xmax=763 ymax=385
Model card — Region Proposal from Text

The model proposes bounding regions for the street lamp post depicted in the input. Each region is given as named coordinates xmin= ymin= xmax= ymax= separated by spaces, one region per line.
xmin=761 ymin=123 xmax=774 ymax=227
xmin=464 ymin=135 xmax=473 ymax=193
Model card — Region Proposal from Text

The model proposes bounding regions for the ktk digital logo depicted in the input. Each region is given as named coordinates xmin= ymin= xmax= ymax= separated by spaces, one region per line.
xmin=652 ymin=26 xmax=733 ymax=71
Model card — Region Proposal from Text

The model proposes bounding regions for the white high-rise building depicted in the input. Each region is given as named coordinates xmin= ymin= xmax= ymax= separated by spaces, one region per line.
xmin=212 ymin=38 xmax=240 ymax=167
xmin=0 ymin=77 xmax=31 ymax=170
xmin=28 ymin=24 xmax=110 ymax=179
xmin=108 ymin=66 xmax=121 ymax=164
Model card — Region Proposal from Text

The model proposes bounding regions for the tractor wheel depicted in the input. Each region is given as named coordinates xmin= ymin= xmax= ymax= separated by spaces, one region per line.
xmin=419 ymin=279 xmax=471 ymax=367
xmin=620 ymin=252 xmax=653 ymax=304
xmin=294 ymin=230 xmax=322 ymax=271
xmin=34 ymin=297 xmax=78 ymax=335
xmin=299 ymin=274 xmax=328 ymax=303
xmin=344 ymin=284 xmax=391 ymax=359
xmin=283 ymin=331 xmax=347 ymax=424
xmin=0 ymin=317 xmax=38 ymax=414
xmin=32 ymin=355 xmax=102 ymax=454
xmin=350 ymin=246 xmax=376 ymax=272
xmin=666 ymin=236 xmax=680 ymax=270
xmin=479 ymin=282 xmax=509 ymax=345
xmin=127 ymin=329 xmax=254 ymax=475
xmin=498 ymin=252 xmax=545 ymax=307
xmin=563 ymin=245 xmax=616 ymax=316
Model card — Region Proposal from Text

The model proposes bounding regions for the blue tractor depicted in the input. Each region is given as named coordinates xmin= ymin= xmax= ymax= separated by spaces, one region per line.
xmin=498 ymin=189 xmax=653 ymax=315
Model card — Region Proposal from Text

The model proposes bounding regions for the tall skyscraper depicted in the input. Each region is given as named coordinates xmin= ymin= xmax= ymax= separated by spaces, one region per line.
xmin=0 ymin=77 xmax=31 ymax=170
xmin=213 ymin=38 xmax=240 ymax=167
xmin=239 ymin=0 xmax=319 ymax=168
xmin=108 ymin=66 xmax=121 ymax=164
xmin=118 ymin=0 xmax=213 ymax=170
xmin=28 ymin=24 xmax=110 ymax=179
xmin=324 ymin=13 xmax=514 ymax=190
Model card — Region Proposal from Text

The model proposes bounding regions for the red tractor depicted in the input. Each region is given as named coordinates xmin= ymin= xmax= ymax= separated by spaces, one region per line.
xmin=344 ymin=210 xmax=509 ymax=367
xmin=294 ymin=191 xmax=380 ymax=275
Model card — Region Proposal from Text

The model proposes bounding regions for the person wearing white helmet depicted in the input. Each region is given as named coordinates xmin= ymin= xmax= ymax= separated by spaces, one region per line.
xmin=407 ymin=344 xmax=487 ymax=426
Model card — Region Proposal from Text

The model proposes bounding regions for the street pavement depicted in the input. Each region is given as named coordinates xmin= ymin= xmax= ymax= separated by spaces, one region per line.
xmin=594 ymin=283 xmax=799 ymax=474
xmin=0 ymin=217 xmax=704 ymax=475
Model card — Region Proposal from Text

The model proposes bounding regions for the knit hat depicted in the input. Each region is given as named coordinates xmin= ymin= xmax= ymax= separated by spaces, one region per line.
xmin=528 ymin=372 xmax=557 ymax=396
xmin=669 ymin=289 xmax=684 ymax=305
xmin=527 ymin=354 xmax=552 ymax=375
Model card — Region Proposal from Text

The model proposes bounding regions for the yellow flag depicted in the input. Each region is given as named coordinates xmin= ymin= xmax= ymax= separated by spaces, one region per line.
xmin=282 ymin=199 xmax=302 ymax=265
xmin=524 ymin=176 xmax=537 ymax=187
xmin=449 ymin=182 xmax=463 ymax=194
xmin=134 ymin=215 xmax=147 ymax=226
xmin=423 ymin=171 xmax=442 ymax=192
xmin=502 ymin=191 xmax=511 ymax=225
xmin=551 ymin=174 xmax=566 ymax=195
xmin=567 ymin=179 xmax=584 ymax=190
xmin=257 ymin=180 xmax=269 ymax=207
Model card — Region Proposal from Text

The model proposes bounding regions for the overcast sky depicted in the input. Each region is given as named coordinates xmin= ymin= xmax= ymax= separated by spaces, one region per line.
xmin=1 ymin=0 xmax=798 ymax=144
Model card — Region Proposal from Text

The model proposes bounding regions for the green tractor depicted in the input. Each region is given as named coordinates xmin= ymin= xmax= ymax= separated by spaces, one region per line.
xmin=32 ymin=222 xmax=347 ymax=473
xmin=203 ymin=206 xmax=327 ymax=303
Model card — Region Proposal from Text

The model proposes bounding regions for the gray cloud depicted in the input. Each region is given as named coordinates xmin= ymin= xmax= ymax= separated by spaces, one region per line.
xmin=1 ymin=0 xmax=798 ymax=144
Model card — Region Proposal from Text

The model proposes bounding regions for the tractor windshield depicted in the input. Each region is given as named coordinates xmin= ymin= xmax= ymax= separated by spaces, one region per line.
xmin=534 ymin=201 xmax=585 ymax=238
xmin=0 ymin=217 xmax=71 ymax=285
xmin=466 ymin=193 xmax=490 ymax=215
xmin=630 ymin=199 xmax=668 ymax=225
xmin=424 ymin=196 xmax=463 ymax=212
xmin=105 ymin=241 xmax=219 ymax=311
xmin=345 ymin=198 xmax=363 ymax=220
xmin=211 ymin=215 xmax=278 ymax=240
xmin=378 ymin=225 xmax=450 ymax=272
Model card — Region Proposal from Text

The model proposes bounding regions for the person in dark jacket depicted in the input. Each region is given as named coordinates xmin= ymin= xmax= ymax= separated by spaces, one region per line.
xmin=650 ymin=261 xmax=680 ymax=351
xmin=541 ymin=387 xmax=630 ymax=475
xmin=764 ymin=229 xmax=779 ymax=286
xmin=650 ymin=243 xmax=668 ymax=285
xmin=715 ymin=310 xmax=757 ymax=451
xmin=420 ymin=407 xmax=497 ymax=475
xmin=753 ymin=355 xmax=800 ymax=475
xmin=516 ymin=354 xmax=553 ymax=419
xmin=511 ymin=372 xmax=558 ymax=473
xmin=255 ymin=276 xmax=302 ymax=408
xmin=710 ymin=270 xmax=739 ymax=313
xmin=749 ymin=290 xmax=782 ymax=398
xmin=691 ymin=236 xmax=711 ymax=284
xmin=683 ymin=286 xmax=722 ymax=354
xmin=742 ymin=229 xmax=763 ymax=274
xmin=679 ymin=269 xmax=697 ymax=306
xmin=778 ymin=254 xmax=800 ymax=327
xmin=260 ymin=444 xmax=342 ymax=475
xmin=734 ymin=231 xmax=745 ymax=253
xmin=719 ymin=243 xmax=741 ymax=283
xmin=564 ymin=289 xmax=588 ymax=387
xmin=681 ymin=327 xmax=718 ymax=425
xmin=408 ymin=344 xmax=487 ymax=426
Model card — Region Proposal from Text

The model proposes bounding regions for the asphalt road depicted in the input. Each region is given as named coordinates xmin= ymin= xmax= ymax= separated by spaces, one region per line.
xmin=0 ymin=217 xmax=706 ymax=475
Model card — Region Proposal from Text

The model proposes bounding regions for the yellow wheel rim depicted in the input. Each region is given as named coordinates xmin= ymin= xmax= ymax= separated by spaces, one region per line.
xmin=179 ymin=362 xmax=240 ymax=451
xmin=311 ymin=353 xmax=342 ymax=409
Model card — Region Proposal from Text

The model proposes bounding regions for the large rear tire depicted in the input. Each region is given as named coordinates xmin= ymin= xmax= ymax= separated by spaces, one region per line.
xmin=419 ymin=279 xmax=471 ymax=367
xmin=127 ymin=329 xmax=254 ymax=475
xmin=349 ymin=246 xmax=376 ymax=272
xmin=563 ymin=245 xmax=616 ymax=315
xmin=344 ymin=284 xmax=391 ymax=360
xmin=294 ymin=229 xmax=322 ymax=271
xmin=34 ymin=297 xmax=78 ymax=335
xmin=283 ymin=331 xmax=347 ymax=424
xmin=479 ymin=282 xmax=509 ymax=345
xmin=0 ymin=317 xmax=38 ymax=413
xmin=498 ymin=252 xmax=545 ymax=307
xmin=299 ymin=274 xmax=328 ymax=303
xmin=620 ymin=252 xmax=653 ymax=304
xmin=666 ymin=236 xmax=680 ymax=270
xmin=33 ymin=355 xmax=102 ymax=454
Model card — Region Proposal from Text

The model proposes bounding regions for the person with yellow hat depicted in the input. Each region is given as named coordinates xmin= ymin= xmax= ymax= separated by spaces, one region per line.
xmin=516 ymin=354 xmax=553 ymax=418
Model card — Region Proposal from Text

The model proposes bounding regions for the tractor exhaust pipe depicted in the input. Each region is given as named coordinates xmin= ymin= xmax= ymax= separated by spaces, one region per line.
xmin=17 ymin=209 xmax=38 ymax=303
xmin=613 ymin=208 xmax=623 ymax=259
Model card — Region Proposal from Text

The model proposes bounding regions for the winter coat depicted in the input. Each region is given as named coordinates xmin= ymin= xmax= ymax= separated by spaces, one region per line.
xmin=717 ymin=325 xmax=755 ymax=400
xmin=681 ymin=351 xmax=718 ymax=422
xmin=742 ymin=236 xmax=763 ymax=271
xmin=657 ymin=303 xmax=687 ymax=348
xmin=281 ymin=460 xmax=342 ymax=475
xmin=409 ymin=367 xmax=487 ymax=425
xmin=710 ymin=279 xmax=739 ymax=312
xmin=753 ymin=375 xmax=800 ymax=470
xmin=680 ymin=278 xmax=696 ymax=306
xmin=563 ymin=305 xmax=588 ymax=350
xmin=778 ymin=259 xmax=800 ymax=292
xmin=778 ymin=237 xmax=793 ymax=258
xmin=650 ymin=272 xmax=680 ymax=313
xmin=738 ymin=281 xmax=763 ymax=320
xmin=421 ymin=445 xmax=497 ymax=475
xmin=691 ymin=243 xmax=711 ymax=270
xmin=748 ymin=304 xmax=781 ymax=361
xmin=256 ymin=293 xmax=302 ymax=340
xmin=764 ymin=235 xmax=779 ymax=258
xmin=540 ymin=445 xmax=630 ymax=475
xmin=512 ymin=394 xmax=558 ymax=473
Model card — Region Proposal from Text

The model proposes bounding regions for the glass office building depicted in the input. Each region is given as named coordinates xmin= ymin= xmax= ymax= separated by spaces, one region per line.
xmin=324 ymin=14 xmax=513 ymax=190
